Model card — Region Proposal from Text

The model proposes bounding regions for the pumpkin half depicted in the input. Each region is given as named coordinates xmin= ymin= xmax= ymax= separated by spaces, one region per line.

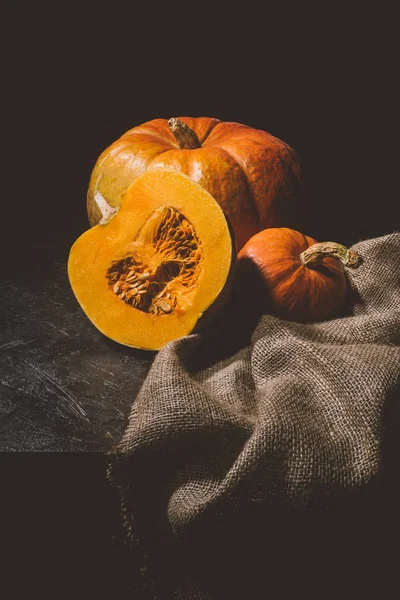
xmin=68 ymin=169 xmax=235 ymax=350
xmin=236 ymin=227 xmax=360 ymax=322
xmin=87 ymin=117 xmax=303 ymax=250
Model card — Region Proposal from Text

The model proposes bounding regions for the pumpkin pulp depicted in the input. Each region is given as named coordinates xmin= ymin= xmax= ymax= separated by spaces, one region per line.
xmin=105 ymin=205 xmax=203 ymax=316
xmin=68 ymin=169 xmax=234 ymax=350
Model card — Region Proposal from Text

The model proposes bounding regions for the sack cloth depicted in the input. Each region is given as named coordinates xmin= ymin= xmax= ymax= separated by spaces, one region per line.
xmin=107 ymin=233 xmax=400 ymax=599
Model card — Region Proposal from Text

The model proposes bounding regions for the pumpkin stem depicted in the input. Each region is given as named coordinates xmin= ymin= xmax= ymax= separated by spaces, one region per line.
xmin=168 ymin=118 xmax=202 ymax=149
xmin=94 ymin=190 xmax=119 ymax=225
xmin=300 ymin=242 xmax=360 ymax=268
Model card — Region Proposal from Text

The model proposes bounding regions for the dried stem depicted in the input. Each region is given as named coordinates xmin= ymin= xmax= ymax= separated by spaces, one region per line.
xmin=300 ymin=242 xmax=360 ymax=268
xmin=168 ymin=118 xmax=202 ymax=149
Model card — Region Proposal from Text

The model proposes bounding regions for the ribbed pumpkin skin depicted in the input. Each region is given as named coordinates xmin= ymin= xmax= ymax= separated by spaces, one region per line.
xmin=87 ymin=117 xmax=303 ymax=250
xmin=236 ymin=228 xmax=348 ymax=322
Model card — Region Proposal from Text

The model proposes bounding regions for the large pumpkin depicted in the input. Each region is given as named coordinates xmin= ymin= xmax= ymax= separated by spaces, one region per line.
xmin=87 ymin=117 xmax=303 ymax=250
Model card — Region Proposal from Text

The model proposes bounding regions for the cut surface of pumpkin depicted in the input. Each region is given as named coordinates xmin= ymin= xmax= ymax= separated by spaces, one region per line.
xmin=68 ymin=169 xmax=235 ymax=350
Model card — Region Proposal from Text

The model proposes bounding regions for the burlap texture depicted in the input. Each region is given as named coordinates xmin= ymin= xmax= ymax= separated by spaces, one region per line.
xmin=108 ymin=233 xmax=400 ymax=599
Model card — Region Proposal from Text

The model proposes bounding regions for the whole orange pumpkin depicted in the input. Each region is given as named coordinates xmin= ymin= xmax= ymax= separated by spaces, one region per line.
xmin=87 ymin=117 xmax=303 ymax=250
xmin=235 ymin=228 xmax=360 ymax=322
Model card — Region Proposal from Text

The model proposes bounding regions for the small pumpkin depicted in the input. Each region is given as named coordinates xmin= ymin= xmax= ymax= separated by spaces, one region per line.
xmin=69 ymin=169 xmax=235 ymax=351
xmin=87 ymin=117 xmax=303 ymax=250
xmin=235 ymin=228 xmax=360 ymax=322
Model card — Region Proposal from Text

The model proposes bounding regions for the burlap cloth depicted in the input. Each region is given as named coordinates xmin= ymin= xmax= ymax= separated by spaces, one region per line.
xmin=107 ymin=233 xmax=400 ymax=599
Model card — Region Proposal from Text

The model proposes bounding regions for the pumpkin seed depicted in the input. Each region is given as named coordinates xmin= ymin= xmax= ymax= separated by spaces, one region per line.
xmin=158 ymin=300 xmax=172 ymax=313
xmin=138 ymin=272 xmax=151 ymax=281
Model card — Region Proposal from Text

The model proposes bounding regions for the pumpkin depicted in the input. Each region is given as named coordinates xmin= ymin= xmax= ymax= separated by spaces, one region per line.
xmin=235 ymin=228 xmax=360 ymax=322
xmin=87 ymin=117 xmax=303 ymax=250
xmin=68 ymin=169 xmax=235 ymax=351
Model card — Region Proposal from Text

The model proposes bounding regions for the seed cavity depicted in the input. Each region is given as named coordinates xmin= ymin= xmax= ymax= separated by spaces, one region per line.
xmin=105 ymin=206 xmax=203 ymax=315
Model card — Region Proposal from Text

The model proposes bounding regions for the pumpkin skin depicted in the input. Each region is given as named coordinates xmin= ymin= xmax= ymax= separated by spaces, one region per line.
xmin=87 ymin=117 xmax=303 ymax=250
xmin=69 ymin=169 xmax=235 ymax=351
xmin=236 ymin=228 xmax=350 ymax=322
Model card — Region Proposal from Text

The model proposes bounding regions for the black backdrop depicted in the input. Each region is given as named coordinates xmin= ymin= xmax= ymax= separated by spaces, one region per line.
xmin=2 ymin=3 xmax=398 ymax=598
xmin=3 ymin=5 xmax=398 ymax=251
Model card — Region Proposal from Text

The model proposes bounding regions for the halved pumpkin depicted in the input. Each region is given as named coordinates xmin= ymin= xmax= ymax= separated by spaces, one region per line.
xmin=68 ymin=169 xmax=235 ymax=350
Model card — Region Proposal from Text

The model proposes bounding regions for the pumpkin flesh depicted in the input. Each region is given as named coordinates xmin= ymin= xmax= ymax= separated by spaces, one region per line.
xmin=69 ymin=169 xmax=234 ymax=350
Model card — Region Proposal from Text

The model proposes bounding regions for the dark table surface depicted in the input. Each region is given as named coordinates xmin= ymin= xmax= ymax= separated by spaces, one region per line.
xmin=0 ymin=243 xmax=155 ymax=452
xmin=1 ymin=242 xmax=155 ymax=595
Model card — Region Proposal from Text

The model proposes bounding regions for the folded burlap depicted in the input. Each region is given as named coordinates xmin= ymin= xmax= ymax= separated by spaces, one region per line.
xmin=108 ymin=233 xmax=400 ymax=599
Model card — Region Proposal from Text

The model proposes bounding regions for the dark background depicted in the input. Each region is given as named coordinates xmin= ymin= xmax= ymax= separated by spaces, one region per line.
xmin=2 ymin=4 xmax=398 ymax=598
xmin=3 ymin=5 xmax=398 ymax=251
